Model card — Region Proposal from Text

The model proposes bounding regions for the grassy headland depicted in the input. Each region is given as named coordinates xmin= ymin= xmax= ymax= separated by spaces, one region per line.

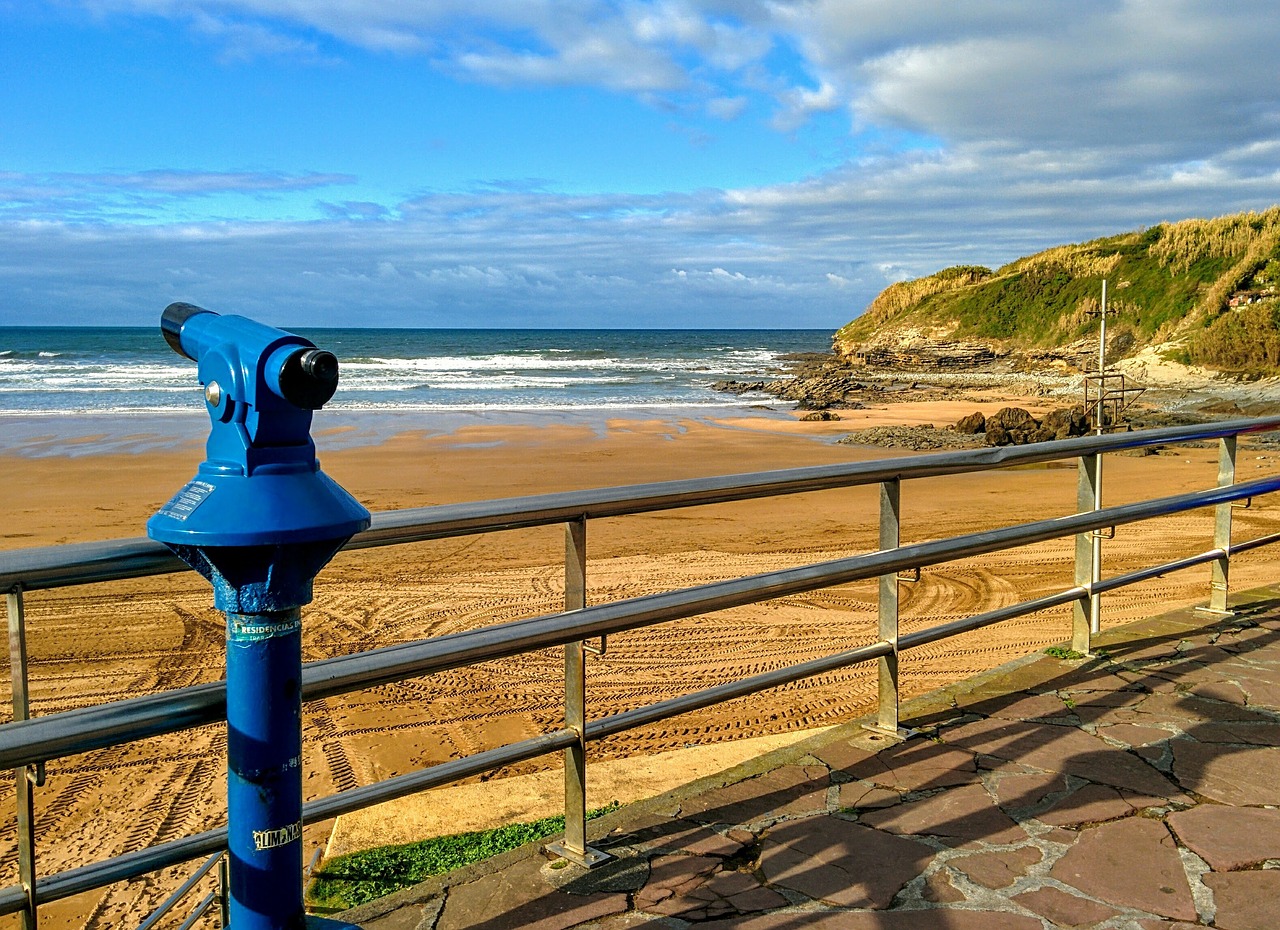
xmin=835 ymin=207 xmax=1280 ymax=373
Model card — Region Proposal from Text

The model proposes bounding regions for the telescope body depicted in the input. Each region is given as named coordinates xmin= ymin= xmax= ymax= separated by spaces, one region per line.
xmin=147 ymin=304 xmax=369 ymax=930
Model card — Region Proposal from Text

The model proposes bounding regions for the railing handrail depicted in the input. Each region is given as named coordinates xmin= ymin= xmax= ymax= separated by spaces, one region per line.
xmin=4 ymin=414 xmax=1279 ymax=593
xmin=2 ymin=470 xmax=1276 ymax=773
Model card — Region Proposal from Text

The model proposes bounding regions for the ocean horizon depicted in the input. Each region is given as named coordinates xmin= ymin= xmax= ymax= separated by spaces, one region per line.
xmin=0 ymin=326 xmax=834 ymax=455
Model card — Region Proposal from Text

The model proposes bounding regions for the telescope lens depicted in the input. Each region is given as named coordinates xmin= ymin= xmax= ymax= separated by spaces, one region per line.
xmin=278 ymin=348 xmax=340 ymax=409
xmin=160 ymin=302 xmax=216 ymax=360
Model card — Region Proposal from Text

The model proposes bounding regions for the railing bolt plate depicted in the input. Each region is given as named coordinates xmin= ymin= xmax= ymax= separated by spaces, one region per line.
xmin=1194 ymin=606 xmax=1236 ymax=619
xmin=545 ymin=842 xmax=612 ymax=869
xmin=861 ymin=723 xmax=915 ymax=742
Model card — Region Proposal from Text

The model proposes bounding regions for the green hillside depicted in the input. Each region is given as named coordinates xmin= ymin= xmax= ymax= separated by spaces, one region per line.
xmin=835 ymin=207 xmax=1280 ymax=372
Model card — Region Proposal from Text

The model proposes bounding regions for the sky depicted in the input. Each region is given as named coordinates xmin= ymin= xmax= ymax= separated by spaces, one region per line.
xmin=3 ymin=2 xmax=1280 ymax=330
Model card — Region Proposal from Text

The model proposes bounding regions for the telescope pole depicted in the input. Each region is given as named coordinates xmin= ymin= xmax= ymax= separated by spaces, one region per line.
xmin=225 ymin=608 xmax=305 ymax=930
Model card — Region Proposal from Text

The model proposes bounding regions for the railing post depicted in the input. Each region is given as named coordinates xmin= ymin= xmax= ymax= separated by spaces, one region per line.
xmin=867 ymin=479 xmax=908 ymax=739
xmin=547 ymin=517 xmax=609 ymax=867
xmin=1201 ymin=435 xmax=1237 ymax=616
xmin=218 ymin=852 xmax=230 ymax=928
xmin=7 ymin=588 xmax=38 ymax=930
xmin=1090 ymin=451 xmax=1105 ymax=637
xmin=1073 ymin=454 xmax=1100 ymax=654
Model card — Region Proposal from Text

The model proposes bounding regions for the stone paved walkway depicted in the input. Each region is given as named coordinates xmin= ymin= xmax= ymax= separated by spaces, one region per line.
xmin=339 ymin=585 xmax=1280 ymax=930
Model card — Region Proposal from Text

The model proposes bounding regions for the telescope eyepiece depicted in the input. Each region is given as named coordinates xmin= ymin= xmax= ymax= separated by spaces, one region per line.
xmin=299 ymin=348 xmax=338 ymax=384
xmin=278 ymin=348 xmax=340 ymax=410
xmin=161 ymin=302 xmax=216 ymax=360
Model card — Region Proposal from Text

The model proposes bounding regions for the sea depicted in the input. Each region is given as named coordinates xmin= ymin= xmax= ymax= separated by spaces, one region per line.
xmin=0 ymin=327 xmax=833 ymax=455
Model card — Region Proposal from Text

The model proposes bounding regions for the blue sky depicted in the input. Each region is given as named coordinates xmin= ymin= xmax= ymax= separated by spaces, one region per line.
xmin=3 ymin=2 xmax=1280 ymax=329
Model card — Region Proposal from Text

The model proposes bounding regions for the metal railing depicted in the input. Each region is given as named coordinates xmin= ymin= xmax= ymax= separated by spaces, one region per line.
xmin=3 ymin=415 xmax=1280 ymax=926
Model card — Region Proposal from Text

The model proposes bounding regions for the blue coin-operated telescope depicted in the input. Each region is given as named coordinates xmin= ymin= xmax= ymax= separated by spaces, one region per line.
xmin=148 ymin=303 xmax=370 ymax=930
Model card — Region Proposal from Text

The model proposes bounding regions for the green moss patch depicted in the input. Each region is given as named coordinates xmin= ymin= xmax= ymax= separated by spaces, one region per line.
xmin=307 ymin=803 xmax=619 ymax=912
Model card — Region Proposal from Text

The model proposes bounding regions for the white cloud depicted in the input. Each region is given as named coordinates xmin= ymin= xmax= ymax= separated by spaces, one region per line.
xmin=85 ymin=1 xmax=773 ymax=95
xmin=706 ymin=95 xmax=748 ymax=120
xmin=671 ymin=266 xmax=779 ymax=287
xmin=71 ymin=2 xmax=1280 ymax=170
xmin=816 ymin=1 xmax=1280 ymax=163
xmin=0 ymin=171 xmax=356 ymax=222
xmin=875 ymin=264 xmax=910 ymax=284
xmin=187 ymin=9 xmax=335 ymax=63
xmin=772 ymin=80 xmax=840 ymax=132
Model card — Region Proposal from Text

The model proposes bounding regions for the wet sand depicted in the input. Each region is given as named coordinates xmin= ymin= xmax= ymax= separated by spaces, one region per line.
xmin=2 ymin=402 xmax=1278 ymax=928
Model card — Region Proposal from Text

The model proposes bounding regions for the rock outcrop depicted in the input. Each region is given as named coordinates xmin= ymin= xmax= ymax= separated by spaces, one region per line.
xmin=847 ymin=339 xmax=1001 ymax=372
xmin=712 ymin=357 xmax=870 ymax=410
xmin=837 ymin=425 xmax=984 ymax=451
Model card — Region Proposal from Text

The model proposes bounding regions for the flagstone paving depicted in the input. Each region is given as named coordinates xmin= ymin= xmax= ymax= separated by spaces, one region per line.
xmin=340 ymin=585 xmax=1280 ymax=930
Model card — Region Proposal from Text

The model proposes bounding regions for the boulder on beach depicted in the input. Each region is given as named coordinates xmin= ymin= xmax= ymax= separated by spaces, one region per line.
xmin=956 ymin=405 xmax=1091 ymax=447
xmin=989 ymin=407 xmax=1039 ymax=432
xmin=1043 ymin=406 xmax=1091 ymax=439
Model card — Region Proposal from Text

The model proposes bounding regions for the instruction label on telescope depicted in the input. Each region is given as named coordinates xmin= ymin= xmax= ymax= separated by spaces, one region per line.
xmin=157 ymin=480 xmax=215 ymax=522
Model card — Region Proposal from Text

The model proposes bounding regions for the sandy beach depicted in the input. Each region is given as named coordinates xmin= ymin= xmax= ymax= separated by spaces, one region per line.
xmin=3 ymin=396 xmax=1279 ymax=928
